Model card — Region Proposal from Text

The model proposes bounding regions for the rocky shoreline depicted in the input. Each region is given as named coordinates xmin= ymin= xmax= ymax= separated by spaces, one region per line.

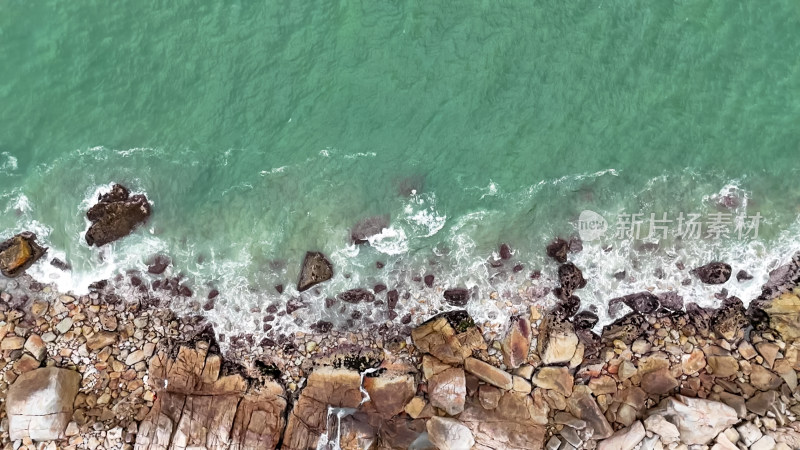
xmin=0 ymin=249 xmax=798 ymax=449
xmin=1 ymin=184 xmax=799 ymax=449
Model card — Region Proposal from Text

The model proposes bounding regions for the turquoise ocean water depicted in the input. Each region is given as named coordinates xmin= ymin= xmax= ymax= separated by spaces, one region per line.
xmin=2 ymin=1 xmax=800 ymax=337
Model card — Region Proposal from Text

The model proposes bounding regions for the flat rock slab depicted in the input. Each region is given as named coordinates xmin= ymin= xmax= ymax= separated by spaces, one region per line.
xmin=7 ymin=367 xmax=80 ymax=441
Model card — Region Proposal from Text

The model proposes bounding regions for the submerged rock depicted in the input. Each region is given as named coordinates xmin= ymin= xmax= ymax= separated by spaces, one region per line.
xmin=0 ymin=232 xmax=47 ymax=278
xmin=338 ymin=288 xmax=375 ymax=304
xmin=85 ymin=184 xmax=151 ymax=247
xmin=443 ymin=288 xmax=470 ymax=306
xmin=351 ymin=215 xmax=390 ymax=244
xmin=147 ymin=254 xmax=171 ymax=274
xmin=297 ymin=251 xmax=333 ymax=292
xmin=692 ymin=262 xmax=732 ymax=285
xmin=737 ymin=270 xmax=754 ymax=282
xmin=49 ymin=257 xmax=70 ymax=271
xmin=499 ymin=243 xmax=512 ymax=260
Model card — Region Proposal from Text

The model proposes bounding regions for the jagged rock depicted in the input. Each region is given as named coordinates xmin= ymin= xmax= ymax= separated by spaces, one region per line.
xmin=617 ymin=292 xmax=660 ymax=315
xmin=284 ymin=367 xmax=361 ymax=449
xmin=692 ymin=262 xmax=732 ymax=284
xmin=657 ymin=291 xmax=684 ymax=310
xmin=297 ymin=251 xmax=333 ymax=292
xmin=758 ymin=292 xmax=800 ymax=341
xmin=749 ymin=364 xmax=782 ymax=391
xmin=0 ymin=232 xmax=47 ymax=278
xmin=646 ymin=395 xmax=738 ymax=445
xmin=464 ymin=357 xmax=512 ymax=390
xmin=567 ymin=385 xmax=613 ymax=440
xmin=546 ymin=238 xmax=569 ymax=263
xmin=712 ymin=297 xmax=748 ymax=342
xmin=643 ymin=415 xmax=680 ymax=443
xmin=363 ymin=371 xmax=416 ymax=419
xmin=706 ymin=354 xmax=739 ymax=378
xmin=351 ymin=215 xmax=390 ymax=244
xmin=553 ymin=295 xmax=581 ymax=318
xmin=6 ymin=367 xmax=80 ymax=441
xmin=499 ymin=243 xmax=512 ymax=260
xmin=427 ymin=368 xmax=466 ymax=415
xmin=501 ymin=316 xmax=531 ymax=369
xmin=85 ymin=184 xmax=152 ymax=246
xmin=573 ymin=311 xmax=598 ymax=330
xmin=602 ymin=313 xmax=646 ymax=345
xmin=597 ymin=421 xmax=645 ymax=450
xmin=426 ymin=417 xmax=474 ymax=450
xmin=538 ymin=315 xmax=579 ymax=365
xmin=558 ymin=262 xmax=587 ymax=296
xmin=411 ymin=312 xmax=480 ymax=365
xmin=745 ymin=390 xmax=779 ymax=416
xmin=338 ymin=288 xmax=375 ymax=304
xmin=459 ymin=396 xmax=547 ymax=450
xmin=443 ymin=288 xmax=470 ymax=306
xmin=758 ymin=253 xmax=800 ymax=299
xmin=737 ymin=270 xmax=754 ymax=282
xmin=135 ymin=346 xmax=287 ymax=450
xmin=532 ymin=366 xmax=573 ymax=396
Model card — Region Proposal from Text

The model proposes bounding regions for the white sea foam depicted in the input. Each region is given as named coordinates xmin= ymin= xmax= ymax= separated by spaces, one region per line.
xmin=367 ymin=226 xmax=409 ymax=255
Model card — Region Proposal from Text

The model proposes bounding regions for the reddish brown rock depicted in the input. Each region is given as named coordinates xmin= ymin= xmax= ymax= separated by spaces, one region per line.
xmin=501 ymin=316 xmax=531 ymax=369
xmin=427 ymin=367 xmax=467 ymax=416
xmin=0 ymin=232 xmax=47 ymax=278
xmin=641 ymin=369 xmax=679 ymax=395
xmin=532 ymin=366 xmax=574 ymax=396
xmin=567 ymin=386 xmax=613 ymax=440
xmin=363 ymin=372 xmax=416 ymax=420
xmin=459 ymin=396 xmax=547 ymax=450
xmin=464 ymin=357 xmax=512 ymax=390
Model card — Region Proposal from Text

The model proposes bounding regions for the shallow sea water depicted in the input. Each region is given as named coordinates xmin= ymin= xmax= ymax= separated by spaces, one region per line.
xmin=1 ymin=1 xmax=799 ymax=338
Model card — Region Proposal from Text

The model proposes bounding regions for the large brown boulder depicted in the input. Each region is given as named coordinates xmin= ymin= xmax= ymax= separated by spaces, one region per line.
xmin=411 ymin=311 xmax=484 ymax=365
xmin=758 ymin=291 xmax=800 ymax=341
xmin=501 ymin=316 xmax=531 ymax=369
xmin=6 ymin=367 xmax=80 ymax=441
xmin=283 ymin=367 xmax=363 ymax=449
xmin=428 ymin=368 xmax=467 ymax=415
xmin=135 ymin=346 xmax=287 ymax=450
xmin=297 ymin=251 xmax=334 ymax=292
xmin=85 ymin=184 xmax=152 ymax=246
xmin=459 ymin=395 xmax=547 ymax=449
xmin=0 ymin=232 xmax=47 ymax=278
xmin=363 ymin=371 xmax=416 ymax=419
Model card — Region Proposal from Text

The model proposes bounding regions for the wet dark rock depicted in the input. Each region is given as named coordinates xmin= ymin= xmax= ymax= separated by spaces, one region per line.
xmin=443 ymin=288 xmax=470 ymax=306
xmin=736 ymin=270 xmax=754 ymax=282
xmin=554 ymin=295 xmax=581 ymax=319
xmin=692 ymin=262 xmax=732 ymax=285
xmin=546 ymin=238 xmax=569 ymax=263
xmin=130 ymin=276 xmax=142 ymax=286
xmin=178 ymin=285 xmax=192 ymax=297
xmin=147 ymin=254 xmax=170 ymax=274
xmin=512 ymin=264 xmax=524 ymax=273
xmin=614 ymin=271 xmax=626 ymax=281
xmin=758 ymin=254 xmax=800 ymax=299
xmin=712 ymin=297 xmax=748 ymax=341
xmin=274 ymin=284 xmax=284 ymax=294
xmin=657 ymin=291 xmax=684 ymax=311
xmin=682 ymin=278 xmax=692 ymax=286
xmin=338 ymin=288 xmax=375 ymax=304
xmin=50 ymin=258 xmax=70 ymax=271
xmin=325 ymin=297 xmax=337 ymax=308
xmin=573 ymin=311 xmax=599 ymax=330
xmin=286 ymin=298 xmax=305 ymax=314
xmin=424 ymin=274 xmax=435 ymax=288
xmin=373 ymin=284 xmax=387 ymax=294
xmin=202 ymin=300 xmax=214 ymax=311
xmin=676 ymin=262 xmax=686 ymax=270
xmin=401 ymin=314 xmax=412 ymax=324
xmin=85 ymin=184 xmax=151 ymax=247
xmin=602 ymin=313 xmax=647 ymax=345
xmin=88 ymin=280 xmax=108 ymax=291
xmin=266 ymin=304 xmax=279 ymax=314
xmin=530 ymin=270 xmax=541 ymax=280
xmin=376 ymin=261 xmax=385 ymax=269
xmin=386 ymin=290 xmax=399 ymax=310
xmin=263 ymin=315 xmax=275 ymax=322
xmin=311 ymin=320 xmax=333 ymax=333
xmin=351 ymin=311 xmax=363 ymax=320
xmin=610 ymin=292 xmax=660 ymax=315
xmin=654 ymin=268 xmax=665 ymax=279
xmin=684 ymin=303 xmax=714 ymax=337
xmin=297 ymin=251 xmax=333 ymax=292
xmin=207 ymin=289 xmax=219 ymax=300
xmin=351 ymin=215 xmax=390 ymax=244
xmin=488 ymin=259 xmax=503 ymax=268
xmin=0 ymin=232 xmax=47 ymax=278
xmin=558 ymin=262 xmax=587 ymax=294
xmin=499 ymin=243 xmax=512 ymax=260
xmin=714 ymin=288 xmax=729 ymax=300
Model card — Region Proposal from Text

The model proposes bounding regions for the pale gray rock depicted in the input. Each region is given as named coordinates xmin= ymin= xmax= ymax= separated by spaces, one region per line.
xmin=6 ymin=367 xmax=80 ymax=441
